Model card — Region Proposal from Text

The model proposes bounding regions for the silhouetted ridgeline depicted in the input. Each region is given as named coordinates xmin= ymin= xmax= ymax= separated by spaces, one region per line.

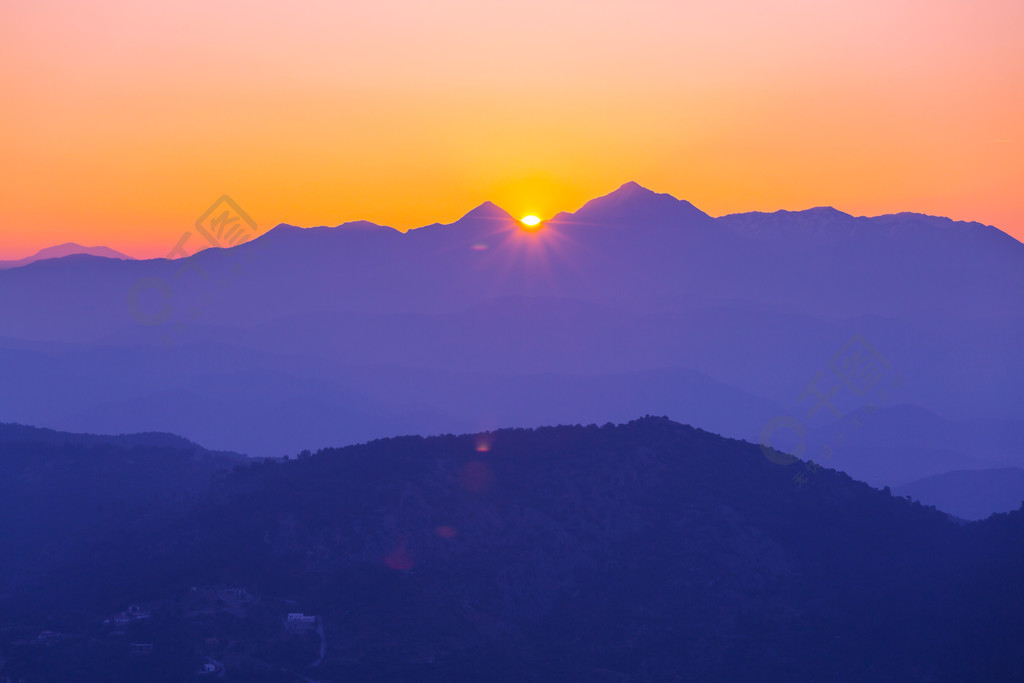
xmin=1 ymin=418 xmax=1021 ymax=681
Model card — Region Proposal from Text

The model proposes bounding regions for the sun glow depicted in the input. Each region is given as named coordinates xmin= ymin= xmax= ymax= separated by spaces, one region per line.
xmin=520 ymin=215 xmax=542 ymax=230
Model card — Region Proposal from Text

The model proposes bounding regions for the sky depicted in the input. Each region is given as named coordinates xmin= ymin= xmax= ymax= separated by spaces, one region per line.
xmin=1 ymin=0 xmax=1022 ymax=259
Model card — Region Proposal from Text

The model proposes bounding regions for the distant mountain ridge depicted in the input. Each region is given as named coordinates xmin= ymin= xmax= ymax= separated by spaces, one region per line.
xmin=258 ymin=181 xmax=1016 ymax=244
xmin=0 ymin=421 xmax=246 ymax=459
xmin=7 ymin=184 xmax=1019 ymax=269
xmin=0 ymin=242 xmax=133 ymax=270
xmin=895 ymin=467 xmax=1024 ymax=521
xmin=0 ymin=182 xmax=1020 ymax=512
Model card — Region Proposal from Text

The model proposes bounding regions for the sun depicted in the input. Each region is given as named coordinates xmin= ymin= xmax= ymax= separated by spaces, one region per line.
xmin=520 ymin=215 xmax=542 ymax=230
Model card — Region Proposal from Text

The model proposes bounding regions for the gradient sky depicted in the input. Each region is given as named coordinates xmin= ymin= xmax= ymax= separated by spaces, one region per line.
xmin=2 ymin=0 xmax=1022 ymax=258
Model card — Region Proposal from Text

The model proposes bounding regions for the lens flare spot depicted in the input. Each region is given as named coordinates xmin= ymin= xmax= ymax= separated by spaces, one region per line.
xmin=435 ymin=525 xmax=458 ymax=539
xmin=384 ymin=539 xmax=415 ymax=570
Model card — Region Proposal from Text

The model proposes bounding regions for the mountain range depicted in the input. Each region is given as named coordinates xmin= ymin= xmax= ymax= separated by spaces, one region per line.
xmin=0 ymin=182 xmax=1020 ymax=514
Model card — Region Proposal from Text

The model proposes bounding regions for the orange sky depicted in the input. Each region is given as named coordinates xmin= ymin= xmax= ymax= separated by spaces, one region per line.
xmin=2 ymin=0 xmax=1022 ymax=258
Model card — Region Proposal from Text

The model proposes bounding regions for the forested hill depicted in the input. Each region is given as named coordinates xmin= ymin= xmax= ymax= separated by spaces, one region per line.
xmin=3 ymin=418 xmax=1022 ymax=681
xmin=0 ymin=423 xmax=244 ymax=597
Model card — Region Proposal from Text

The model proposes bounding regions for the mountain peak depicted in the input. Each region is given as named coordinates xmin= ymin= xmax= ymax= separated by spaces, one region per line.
xmin=335 ymin=220 xmax=396 ymax=231
xmin=460 ymin=201 xmax=514 ymax=222
xmin=587 ymin=181 xmax=672 ymax=207
xmin=405 ymin=200 xmax=516 ymax=239
xmin=610 ymin=180 xmax=658 ymax=197
xmin=552 ymin=182 xmax=712 ymax=227
xmin=804 ymin=206 xmax=850 ymax=217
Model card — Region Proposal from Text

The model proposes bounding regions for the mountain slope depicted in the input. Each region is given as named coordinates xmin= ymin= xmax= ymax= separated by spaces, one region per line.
xmin=4 ymin=418 xmax=1021 ymax=681
xmin=0 ymin=423 xmax=244 ymax=595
